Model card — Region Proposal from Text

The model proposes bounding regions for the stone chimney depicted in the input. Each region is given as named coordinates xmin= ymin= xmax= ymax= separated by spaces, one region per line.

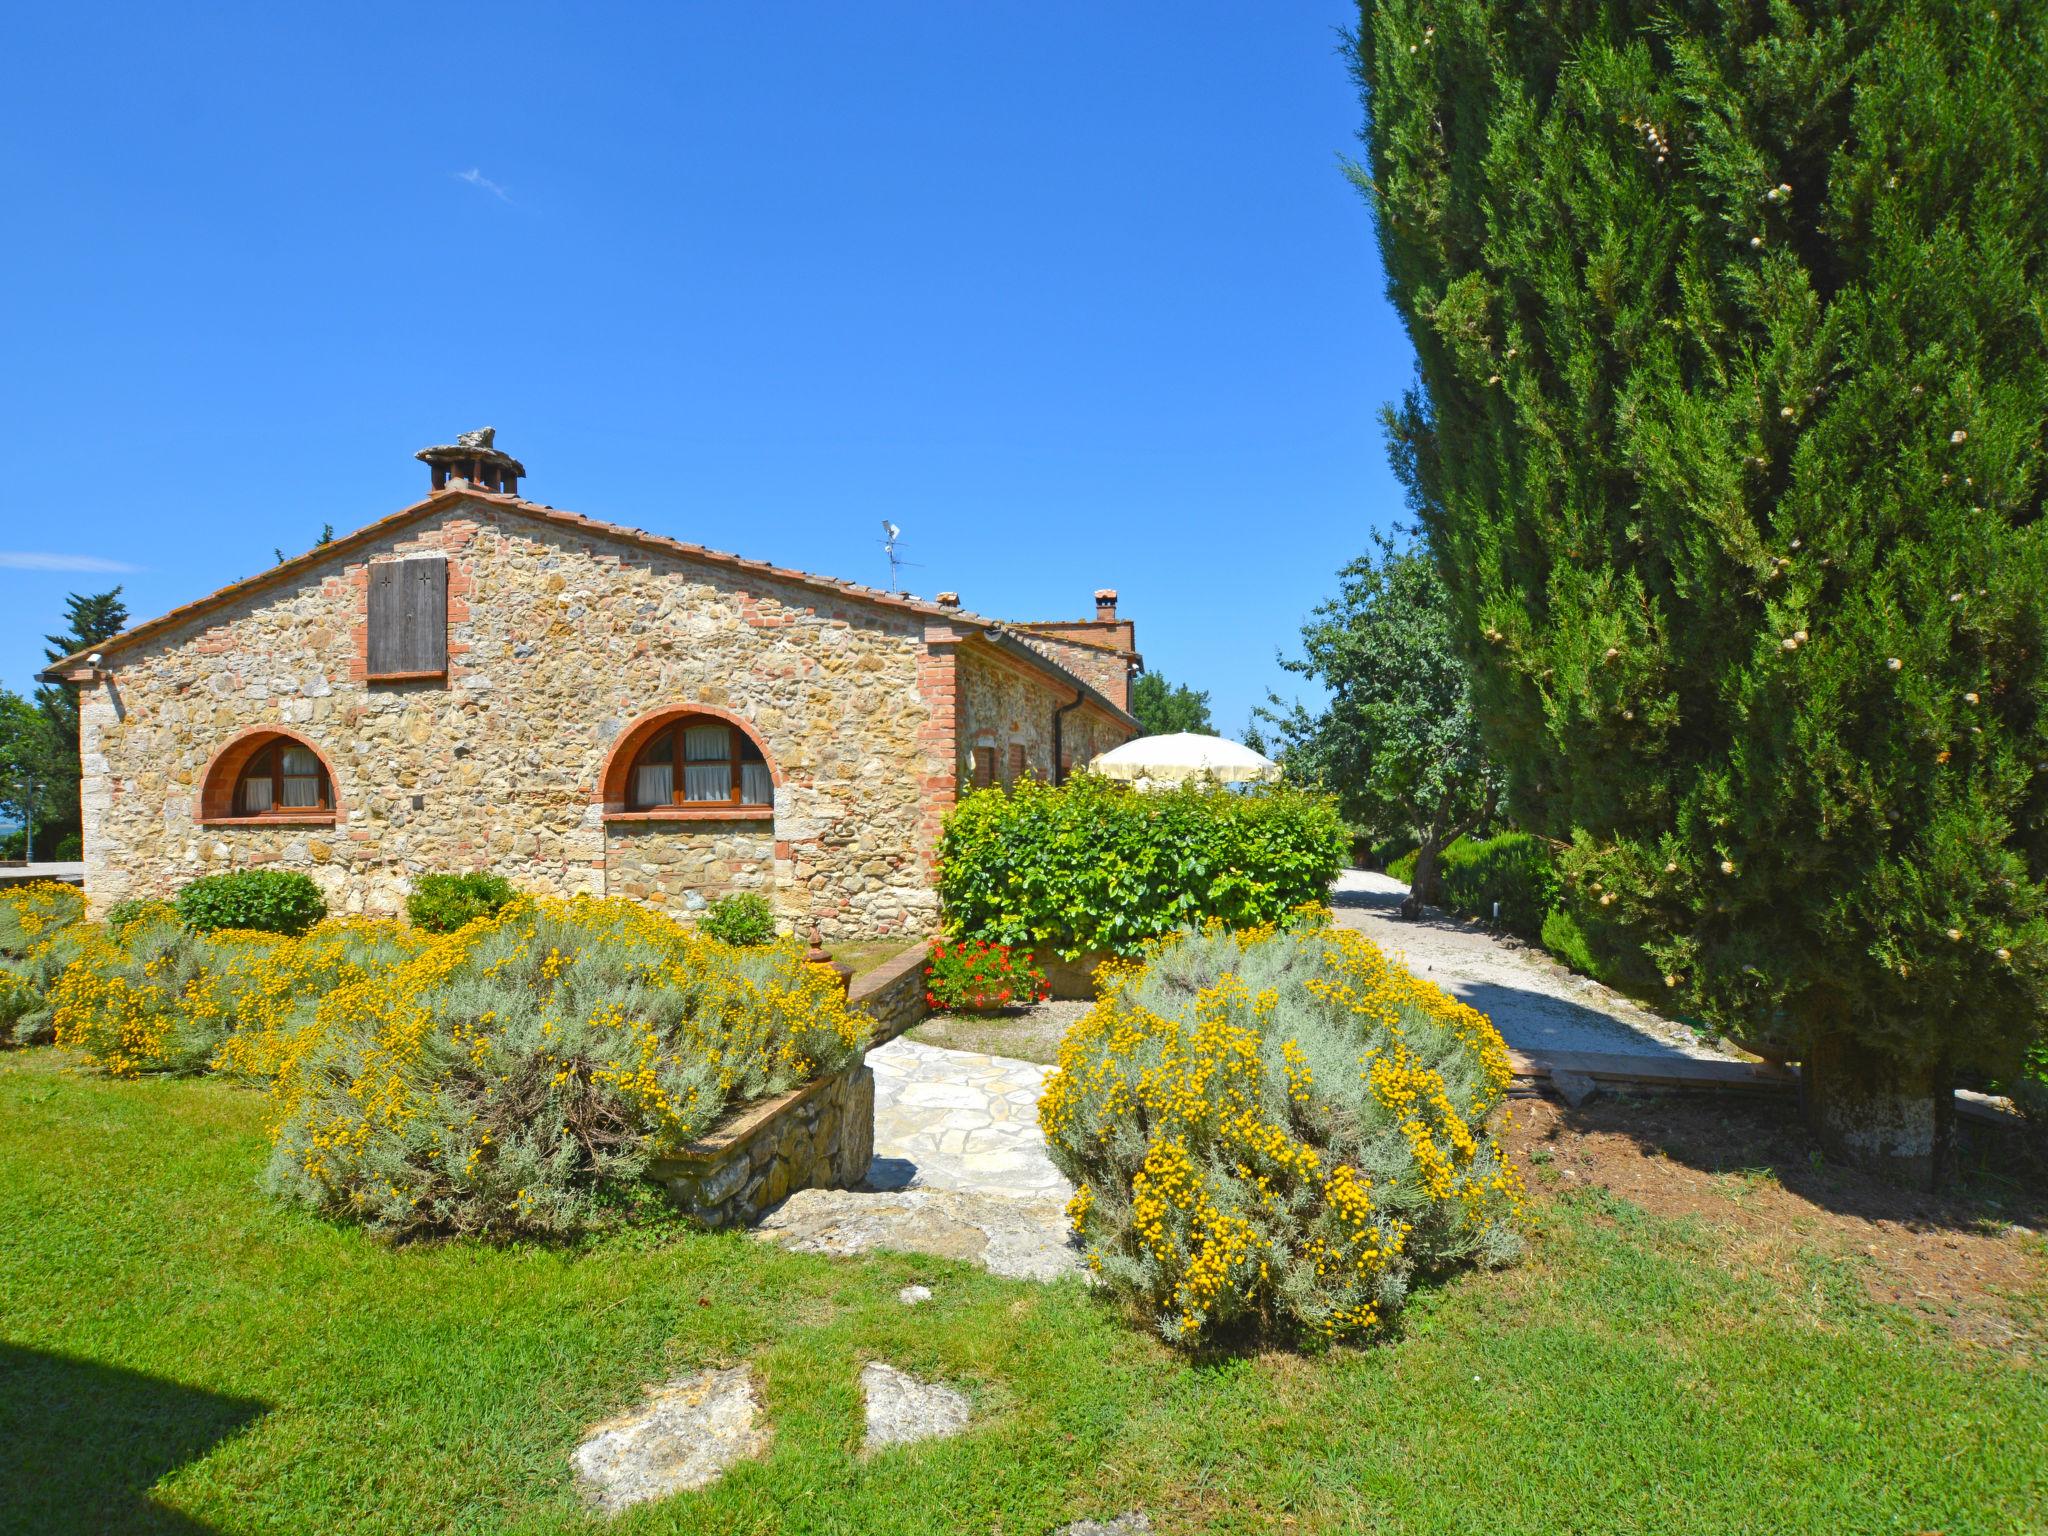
xmin=415 ymin=427 xmax=525 ymax=496
xmin=935 ymin=591 xmax=961 ymax=610
xmin=1094 ymin=588 xmax=1119 ymax=622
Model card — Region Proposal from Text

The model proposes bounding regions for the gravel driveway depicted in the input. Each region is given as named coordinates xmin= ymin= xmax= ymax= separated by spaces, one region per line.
xmin=1332 ymin=869 xmax=1739 ymax=1063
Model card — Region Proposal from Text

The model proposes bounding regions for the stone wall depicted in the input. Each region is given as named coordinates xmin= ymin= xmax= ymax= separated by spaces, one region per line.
xmin=1012 ymin=630 xmax=1135 ymax=713
xmin=847 ymin=941 xmax=932 ymax=1045
xmin=647 ymin=1064 xmax=876 ymax=1228
xmin=76 ymin=498 xmax=942 ymax=939
xmin=955 ymin=646 xmax=1128 ymax=785
xmin=603 ymin=817 xmax=775 ymax=919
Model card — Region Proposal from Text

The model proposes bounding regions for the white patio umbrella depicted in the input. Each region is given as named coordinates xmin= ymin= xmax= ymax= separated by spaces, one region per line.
xmin=1088 ymin=732 xmax=1281 ymax=790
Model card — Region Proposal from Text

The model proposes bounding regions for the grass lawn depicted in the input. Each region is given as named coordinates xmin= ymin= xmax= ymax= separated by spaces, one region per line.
xmin=3 ymin=1049 xmax=2043 ymax=1536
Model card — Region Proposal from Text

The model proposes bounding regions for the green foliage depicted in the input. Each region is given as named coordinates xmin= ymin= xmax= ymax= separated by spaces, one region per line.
xmin=103 ymin=898 xmax=179 ymax=934
xmin=266 ymin=896 xmax=868 ymax=1240
xmin=0 ymin=926 xmax=85 ymax=1046
xmin=33 ymin=587 xmax=128 ymax=851
xmin=0 ymin=687 xmax=68 ymax=860
xmin=1257 ymin=531 xmax=1499 ymax=907
xmin=175 ymin=870 xmax=327 ymax=937
xmin=923 ymin=938 xmax=1050 ymax=1012
xmin=1386 ymin=848 xmax=1419 ymax=884
xmin=1437 ymin=832 xmax=1561 ymax=939
xmin=406 ymin=872 xmax=518 ymax=934
xmin=1041 ymin=922 xmax=1521 ymax=1347
xmin=1353 ymin=0 xmax=2048 ymax=1079
xmin=937 ymin=773 xmax=1349 ymax=959
xmin=695 ymin=891 xmax=779 ymax=946
xmin=1540 ymin=905 xmax=1600 ymax=978
xmin=0 ymin=881 xmax=90 ymax=1046
xmin=1130 ymin=672 xmax=1217 ymax=736
xmin=50 ymin=923 xmax=281 ymax=1075
xmin=0 ymin=881 xmax=84 ymax=960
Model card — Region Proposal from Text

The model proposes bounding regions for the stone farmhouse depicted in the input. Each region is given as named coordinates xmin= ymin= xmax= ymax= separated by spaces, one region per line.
xmin=42 ymin=432 xmax=1142 ymax=939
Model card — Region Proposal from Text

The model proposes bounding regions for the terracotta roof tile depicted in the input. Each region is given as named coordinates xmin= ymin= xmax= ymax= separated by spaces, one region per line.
xmin=41 ymin=486 xmax=1138 ymax=729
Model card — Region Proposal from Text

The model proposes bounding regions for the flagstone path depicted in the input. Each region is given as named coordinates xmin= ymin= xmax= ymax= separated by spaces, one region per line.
xmin=754 ymin=1036 xmax=1082 ymax=1280
xmin=861 ymin=1037 xmax=1072 ymax=1200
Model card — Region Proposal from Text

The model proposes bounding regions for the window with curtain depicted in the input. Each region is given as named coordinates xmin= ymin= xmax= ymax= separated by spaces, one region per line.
xmin=624 ymin=716 xmax=773 ymax=811
xmin=232 ymin=738 xmax=331 ymax=816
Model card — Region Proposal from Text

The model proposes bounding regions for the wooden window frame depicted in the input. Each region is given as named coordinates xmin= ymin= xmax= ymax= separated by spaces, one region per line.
xmin=624 ymin=718 xmax=772 ymax=813
xmin=221 ymin=740 xmax=333 ymax=823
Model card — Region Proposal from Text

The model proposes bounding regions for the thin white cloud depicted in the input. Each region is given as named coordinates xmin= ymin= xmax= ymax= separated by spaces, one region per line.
xmin=456 ymin=167 xmax=511 ymax=202
xmin=0 ymin=552 xmax=142 ymax=573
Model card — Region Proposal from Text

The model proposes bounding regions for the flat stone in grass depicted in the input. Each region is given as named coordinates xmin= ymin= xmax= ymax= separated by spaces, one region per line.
xmin=1059 ymin=1516 xmax=1152 ymax=1536
xmin=860 ymin=1361 xmax=970 ymax=1451
xmin=572 ymin=1367 xmax=769 ymax=1514
xmin=757 ymin=1186 xmax=1080 ymax=1281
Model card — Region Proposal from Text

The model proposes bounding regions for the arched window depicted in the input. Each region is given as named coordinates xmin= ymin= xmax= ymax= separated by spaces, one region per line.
xmin=233 ymin=739 xmax=332 ymax=814
xmin=625 ymin=715 xmax=774 ymax=810
xmin=197 ymin=730 xmax=339 ymax=824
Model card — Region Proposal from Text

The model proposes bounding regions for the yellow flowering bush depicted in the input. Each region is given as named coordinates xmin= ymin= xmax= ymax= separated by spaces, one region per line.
xmin=265 ymin=894 xmax=869 ymax=1239
xmin=51 ymin=914 xmax=423 ymax=1078
xmin=0 ymin=881 xmax=89 ymax=1046
xmin=1040 ymin=920 xmax=1523 ymax=1347
xmin=0 ymin=880 xmax=85 ymax=956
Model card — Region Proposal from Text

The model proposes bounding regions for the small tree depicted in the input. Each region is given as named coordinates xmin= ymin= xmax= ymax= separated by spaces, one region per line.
xmin=1131 ymin=672 xmax=1216 ymax=736
xmin=1351 ymin=0 xmax=2048 ymax=1182
xmin=1260 ymin=531 xmax=1499 ymax=916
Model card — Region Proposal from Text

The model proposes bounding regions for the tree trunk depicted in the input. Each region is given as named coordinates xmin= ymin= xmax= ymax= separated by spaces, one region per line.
xmin=1803 ymin=1031 xmax=1953 ymax=1190
xmin=1400 ymin=839 xmax=1441 ymax=920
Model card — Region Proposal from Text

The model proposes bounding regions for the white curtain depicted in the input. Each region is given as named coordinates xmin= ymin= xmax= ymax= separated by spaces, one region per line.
xmin=279 ymin=748 xmax=322 ymax=807
xmin=239 ymin=775 xmax=274 ymax=813
xmin=740 ymin=762 xmax=773 ymax=805
xmin=684 ymin=725 xmax=728 ymax=761
xmin=635 ymin=762 xmax=674 ymax=806
xmin=684 ymin=764 xmax=730 ymax=801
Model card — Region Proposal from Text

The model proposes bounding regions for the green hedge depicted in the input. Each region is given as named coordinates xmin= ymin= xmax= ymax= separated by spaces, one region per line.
xmin=696 ymin=892 xmax=778 ymax=946
xmin=176 ymin=870 xmax=327 ymax=936
xmin=1385 ymin=833 xmax=1558 ymax=940
xmin=936 ymin=774 xmax=1348 ymax=959
xmin=1388 ymin=833 xmax=1662 ymax=989
xmin=1438 ymin=833 xmax=1561 ymax=940
xmin=406 ymin=872 xmax=517 ymax=934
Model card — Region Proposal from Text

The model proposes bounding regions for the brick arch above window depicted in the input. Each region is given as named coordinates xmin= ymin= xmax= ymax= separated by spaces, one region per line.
xmin=597 ymin=704 xmax=780 ymax=822
xmin=197 ymin=728 xmax=341 ymax=826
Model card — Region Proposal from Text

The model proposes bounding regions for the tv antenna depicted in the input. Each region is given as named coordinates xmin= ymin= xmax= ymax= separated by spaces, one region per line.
xmin=879 ymin=520 xmax=922 ymax=593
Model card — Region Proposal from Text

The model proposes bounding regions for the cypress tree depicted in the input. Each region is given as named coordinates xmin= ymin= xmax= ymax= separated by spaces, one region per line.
xmin=1352 ymin=0 xmax=2047 ymax=1183
xmin=35 ymin=588 xmax=128 ymax=853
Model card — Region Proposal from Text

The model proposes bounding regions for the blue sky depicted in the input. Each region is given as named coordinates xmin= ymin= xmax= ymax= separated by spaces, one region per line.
xmin=0 ymin=1 xmax=1415 ymax=735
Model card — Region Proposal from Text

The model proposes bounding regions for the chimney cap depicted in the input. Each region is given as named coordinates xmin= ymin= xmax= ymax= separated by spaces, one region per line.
xmin=935 ymin=591 xmax=961 ymax=609
xmin=416 ymin=427 xmax=524 ymax=494
xmin=1094 ymin=587 xmax=1119 ymax=621
xmin=1093 ymin=587 xmax=1118 ymax=603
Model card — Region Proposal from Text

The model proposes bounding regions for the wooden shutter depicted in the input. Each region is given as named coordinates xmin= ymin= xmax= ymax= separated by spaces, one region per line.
xmin=367 ymin=557 xmax=448 ymax=679
xmin=1007 ymin=744 xmax=1026 ymax=785
xmin=972 ymin=746 xmax=995 ymax=788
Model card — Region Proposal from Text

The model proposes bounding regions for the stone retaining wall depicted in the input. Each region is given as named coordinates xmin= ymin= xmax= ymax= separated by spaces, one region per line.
xmin=847 ymin=942 xmax=932 ymax=1044
xmin=647 ymin=1064 xmax=875 ymax=1229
